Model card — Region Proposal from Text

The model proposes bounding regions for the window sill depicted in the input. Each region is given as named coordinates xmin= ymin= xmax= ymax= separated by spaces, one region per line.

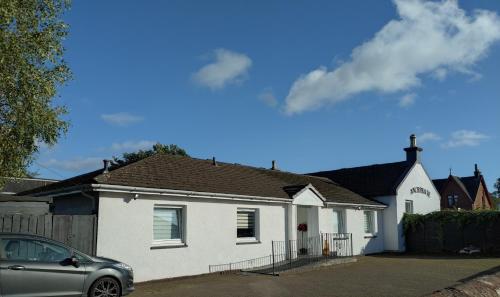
xmin=236 ymin=238 xmax=261 ymax=245
xmin=150 ymin=243 xmax=187 ymax=250
xmin=364 ymin=234 xmax=377 ymax=239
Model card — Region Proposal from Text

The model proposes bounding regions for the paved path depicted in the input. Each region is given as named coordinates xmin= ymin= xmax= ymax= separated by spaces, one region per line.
xmin=130 ymin=255 xmax=500 ymax=297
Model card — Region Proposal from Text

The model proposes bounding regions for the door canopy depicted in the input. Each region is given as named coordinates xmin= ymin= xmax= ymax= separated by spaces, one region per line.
xmin=291 ymin=184 xmax=325 ymax=207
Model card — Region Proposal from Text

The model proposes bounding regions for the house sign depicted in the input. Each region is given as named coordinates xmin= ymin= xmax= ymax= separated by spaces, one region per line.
xmin=410 ymin=186 xmax=430 ymax=197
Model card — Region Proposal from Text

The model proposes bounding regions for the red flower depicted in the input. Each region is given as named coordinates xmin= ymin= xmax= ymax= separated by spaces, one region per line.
xmin=297 ymin=223 xmax=308 ymax=232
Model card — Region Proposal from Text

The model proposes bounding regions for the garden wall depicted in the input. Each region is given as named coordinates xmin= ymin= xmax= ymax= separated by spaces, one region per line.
xmin=404 ymin=211 xmax=500 ymax=254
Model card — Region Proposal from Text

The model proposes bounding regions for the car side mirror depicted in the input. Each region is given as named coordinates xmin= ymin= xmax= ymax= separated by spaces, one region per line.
xmin=70 ymin=256 xmax=79 ymax=267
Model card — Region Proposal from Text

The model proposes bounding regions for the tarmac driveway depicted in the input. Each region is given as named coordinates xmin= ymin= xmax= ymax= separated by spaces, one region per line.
xmin=130 ymin=254 xmax=500 ymax=297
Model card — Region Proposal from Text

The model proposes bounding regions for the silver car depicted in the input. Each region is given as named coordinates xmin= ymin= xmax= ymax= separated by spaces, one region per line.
xmin=0 ymin=233 xmax=134 ymax=297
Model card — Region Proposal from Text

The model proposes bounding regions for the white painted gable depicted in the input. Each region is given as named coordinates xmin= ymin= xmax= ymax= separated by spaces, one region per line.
xmin=397 ymin=162 xmax=440 ymax=215
xmin=292 ymin=184 xmax=325 ymax=207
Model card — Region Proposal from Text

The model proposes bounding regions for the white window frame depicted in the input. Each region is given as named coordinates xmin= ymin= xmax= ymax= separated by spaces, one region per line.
xmin=236 ymin=208 xmax=259 ymax=244
xmin=363 ymin=210 xmax=377 ymax=236
xmin=405 ymin=200 xmax=414 ymax=214
xmin=152 ymin=205 xmax=186 ymax=247
xmin=332 ymin=208 xmax=346 ymax=234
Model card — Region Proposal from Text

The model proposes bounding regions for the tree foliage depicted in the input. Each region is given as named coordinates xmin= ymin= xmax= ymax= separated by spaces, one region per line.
xmin=494 ymin=178 xmax=500 ymax=197
xmin=112 ymin=143 xmax=189 ymax=166
xmin=0 ymin=0 xmax=71 ymax=182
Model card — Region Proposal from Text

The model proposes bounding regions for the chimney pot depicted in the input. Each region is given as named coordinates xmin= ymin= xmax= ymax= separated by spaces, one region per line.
xmin=410 ymin=134 xmax=417 ymax=147
xmin=103 ymin=159 xmax=111 ymax=173
xmin=474 ymin=163 xmax=481 ymax=177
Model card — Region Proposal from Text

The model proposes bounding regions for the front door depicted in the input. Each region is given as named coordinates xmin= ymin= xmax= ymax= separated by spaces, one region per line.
xmin=0 ymin=237 xmax=86 ymax=297
xmin=297 ymin=206 xmax=309 ymax=241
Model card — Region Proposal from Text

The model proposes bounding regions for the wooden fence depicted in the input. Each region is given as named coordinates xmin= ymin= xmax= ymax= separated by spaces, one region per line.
xmin=0 ymin=214 xmax=97 ymax=255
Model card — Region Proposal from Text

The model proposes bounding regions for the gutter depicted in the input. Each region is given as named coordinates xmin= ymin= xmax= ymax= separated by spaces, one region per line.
xmin=26 ymin=185 xmax=92 ymax=197
xmin=27 ymin=182 xmax=387 ymax=208
xmin=91 ymin=184 xmax=292 ymax=204
xmin=326 ymin=201 xmax=387 ymax=209
xmin=92 ymin=184 xmax=387 ymax=208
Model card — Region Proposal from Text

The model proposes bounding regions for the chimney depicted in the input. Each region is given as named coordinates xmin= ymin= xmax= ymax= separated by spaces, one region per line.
xmin=271 ymin=160 xmax=278 ymax=170
xmin=212 ymin=156 xmax=218 ymax=166
xmin=474 ymin=163 xmax=481 ymax=177
xmin=404 ymin=134 xmax=423 ymax=164
xmin=103 ymin=159 xmax=111 ymax=173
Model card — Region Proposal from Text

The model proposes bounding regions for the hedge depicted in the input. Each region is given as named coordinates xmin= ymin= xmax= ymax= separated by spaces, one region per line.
xmin=403 ymin=210 xmax=500 ymax=254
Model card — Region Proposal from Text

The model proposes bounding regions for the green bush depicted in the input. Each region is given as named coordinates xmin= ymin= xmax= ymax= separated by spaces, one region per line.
xmin=403 ymin=210 xmax=500 ymax=234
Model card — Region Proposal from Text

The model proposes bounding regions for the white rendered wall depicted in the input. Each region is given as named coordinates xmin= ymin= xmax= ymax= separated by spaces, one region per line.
xmin=374 ymin=163 xmax=441 ymax=252
xmin=96 ymin=192 xmax=287 ymax=282
xmin=318 ymin=206 xmax=384 ymax=255
xmin=395 ymin=163 xmax=440 ymax=250
xmin=373 ymin=195 xmax=398 ymax=251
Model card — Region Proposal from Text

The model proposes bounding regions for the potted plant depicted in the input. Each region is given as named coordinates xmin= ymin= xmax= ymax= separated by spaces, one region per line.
xmin=297 ymin=223 xmax=308 ymax=255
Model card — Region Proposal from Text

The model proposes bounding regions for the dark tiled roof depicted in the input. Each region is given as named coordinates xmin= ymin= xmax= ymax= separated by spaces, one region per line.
xmin=309 ymin=161 xmax=412 ymax=198
xmin=21 ymin=154 xmax=383 ymax=206
xmin=18 ymin=170 xmax=101 ymax=196
xmin=259 ymin=170 xmax=379 ymax=205
xmin=459 ymin=176 xmax=481 ymax=199
xmin=1 ymin=178 xmax=57 ymax=194
xmin=432 ymin=178 xmax=448 ymax=193
xmin=432 ymin=175 xmax=480 ymax=201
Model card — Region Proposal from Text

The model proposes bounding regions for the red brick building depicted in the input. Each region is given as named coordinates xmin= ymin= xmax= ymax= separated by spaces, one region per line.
xmin=433 ymin=164 xmax=493 ymax=210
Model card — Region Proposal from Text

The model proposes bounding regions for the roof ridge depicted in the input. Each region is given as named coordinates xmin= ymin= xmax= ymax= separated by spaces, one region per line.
xmin=312 ymin=160 xmax=408 ymax=173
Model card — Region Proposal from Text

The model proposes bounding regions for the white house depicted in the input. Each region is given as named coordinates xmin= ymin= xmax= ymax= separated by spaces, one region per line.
xmin=311 ymin=134 xmax=441 ymax=251
xmin=22 ymin=134 xmax=439 ymax=282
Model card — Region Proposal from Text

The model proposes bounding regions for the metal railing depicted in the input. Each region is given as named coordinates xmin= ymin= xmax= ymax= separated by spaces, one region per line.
xmin=209 ymin=255 xmax=273 ymax=274
xmin=209 ymin=233 xmax=353 ymax=275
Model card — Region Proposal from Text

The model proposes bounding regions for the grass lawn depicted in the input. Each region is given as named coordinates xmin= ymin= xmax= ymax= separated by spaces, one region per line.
xmin=130 ymin=254 xmax=500 ymax=297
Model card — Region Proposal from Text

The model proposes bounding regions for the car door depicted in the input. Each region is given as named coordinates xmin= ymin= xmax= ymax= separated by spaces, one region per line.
xmin=0 ymin=236 xmax=86 ymax=297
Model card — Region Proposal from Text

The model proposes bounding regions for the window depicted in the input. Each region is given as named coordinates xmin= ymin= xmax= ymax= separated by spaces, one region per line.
xmin=405 ymin=200 xmax=414 ymax=214
xmin=363 ymin=211 xmax=376 ymax=234
xmin=447 ymin=194 xmax=458 ymax=207
xmin=237 ymin=209 xmax=257 ymax=239
xmin=153 ymin=206 xmax=183 ymax=244
xmin=332 ymin=209 xmax=346 ymax=233
xmin=1 ymin=238 xmax=70 ymax=262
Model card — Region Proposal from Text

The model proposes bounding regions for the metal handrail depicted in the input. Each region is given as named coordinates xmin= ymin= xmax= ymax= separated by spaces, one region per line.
xmin=209 ymin=233 xmax=353 ymax=275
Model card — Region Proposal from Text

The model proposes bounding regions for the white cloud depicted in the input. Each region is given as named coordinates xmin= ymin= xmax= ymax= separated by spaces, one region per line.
xmin=193 ymin=48 xmax=252 ymax=90
xmin=40 ymin=157 xmax=102 ymax=172
xmin=419 ymin=132 xmax=441 ymax=143
xmin=110 ymin=140 xmax=156 ymax=152
xmin=101 ymin=112 xmax=143 ymax=126
xmin=284 ymin=0 xmax=500 ymax=114
xmin=399 ymin=93 xmax=417 ymax=108
xmin=432 ymin=68 xmax=448 ymax=81
xmin=258 ymin=89 xmax=278 ymax=107
xmin=443 ymin=130 xmax=489 ymax=148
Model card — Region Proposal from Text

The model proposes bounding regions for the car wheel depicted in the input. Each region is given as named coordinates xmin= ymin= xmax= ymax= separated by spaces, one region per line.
xmin=89 ymin=277 xmax=121 ymax=297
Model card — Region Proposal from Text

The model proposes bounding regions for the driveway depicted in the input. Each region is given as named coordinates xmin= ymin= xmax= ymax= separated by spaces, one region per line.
xmin=130 ymin=255 xmax=500 ymax=297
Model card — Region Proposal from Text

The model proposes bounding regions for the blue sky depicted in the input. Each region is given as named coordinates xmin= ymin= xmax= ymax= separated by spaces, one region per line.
xmin=34 ymin=0 xmax=500 ymax=190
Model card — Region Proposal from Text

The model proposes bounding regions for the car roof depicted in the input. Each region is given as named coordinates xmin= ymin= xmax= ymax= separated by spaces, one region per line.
xmin=0 ymin=233 xmax=77 ymax=251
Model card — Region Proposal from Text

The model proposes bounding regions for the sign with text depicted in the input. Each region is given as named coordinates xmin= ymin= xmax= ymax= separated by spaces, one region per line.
xmin=410 ymin=186 xmax=430 ymax=197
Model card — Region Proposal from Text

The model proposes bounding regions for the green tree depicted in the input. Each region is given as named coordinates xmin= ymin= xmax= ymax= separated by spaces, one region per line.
xmin=493 ymin=178 xmax=500 ymax=209
xmin=494 ymin=178 xmax=500 ymax=197
xmin=0 ymin=0 xmax=71 ymax=184
xmin=112 ymin=143 xmax=189 ymax=166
